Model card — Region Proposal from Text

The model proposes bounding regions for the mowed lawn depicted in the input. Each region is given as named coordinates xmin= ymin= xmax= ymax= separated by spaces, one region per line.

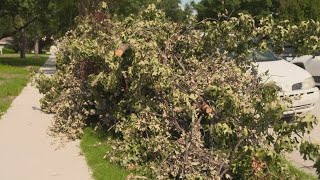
xmin=81 ymin=128 xmax=131 ymax=180
xmin=0 ymin=54 xmax=48 ymax=117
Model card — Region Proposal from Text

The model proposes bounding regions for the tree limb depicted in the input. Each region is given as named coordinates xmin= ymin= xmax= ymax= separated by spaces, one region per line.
xmin=115 ymin=44 xmax=129 ymax=57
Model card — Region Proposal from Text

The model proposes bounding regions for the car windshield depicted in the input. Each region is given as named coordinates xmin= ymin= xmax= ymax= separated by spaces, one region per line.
xmin=253 ymin=50 xmax=281 ymax=62
xmin=227 ymin=49 xmax=281 ymax=61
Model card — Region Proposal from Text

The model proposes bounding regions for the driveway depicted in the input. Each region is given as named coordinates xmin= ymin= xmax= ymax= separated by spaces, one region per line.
xmin=286 ymin=88 xmax=320 ymax=176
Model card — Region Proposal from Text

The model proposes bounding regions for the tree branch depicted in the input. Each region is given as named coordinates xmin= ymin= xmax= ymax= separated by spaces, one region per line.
xmin=115 ymin=44 xmax=129 ymax=57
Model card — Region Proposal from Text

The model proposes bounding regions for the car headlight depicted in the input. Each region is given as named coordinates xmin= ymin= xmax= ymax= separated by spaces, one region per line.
xmin=292 ymin=77 xmax=316 ymax=90
xmin=302 ymin=77 xmax=315 ymax=89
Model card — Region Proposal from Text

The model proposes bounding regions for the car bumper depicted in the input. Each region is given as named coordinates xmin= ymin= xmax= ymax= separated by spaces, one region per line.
xmin=281 ymin=87 xmax=319 ymax=115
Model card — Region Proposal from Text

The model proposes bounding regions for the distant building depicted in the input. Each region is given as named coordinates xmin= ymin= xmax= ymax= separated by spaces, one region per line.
xmin=0 ymin=37 xmax=14 ymax=54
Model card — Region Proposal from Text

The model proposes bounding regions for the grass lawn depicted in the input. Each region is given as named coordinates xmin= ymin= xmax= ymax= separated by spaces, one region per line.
xmin=284 ymin=159 xmax=317 ymax=180
xmin=80 ymin=128 xmax=130 ymax=180
xmin=0 ymin=54 xmax=48 ymax=117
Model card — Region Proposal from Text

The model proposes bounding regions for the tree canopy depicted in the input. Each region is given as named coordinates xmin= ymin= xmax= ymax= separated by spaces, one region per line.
xmin=0 ymin=0 xmax=190 ymax=42
xmin=1 ymin=0 xmax=320 ymax=42
xmin=0 ymin=0 xmax=50 ymax=39
xmin=193 ymin=0 xmax=320 ymax=22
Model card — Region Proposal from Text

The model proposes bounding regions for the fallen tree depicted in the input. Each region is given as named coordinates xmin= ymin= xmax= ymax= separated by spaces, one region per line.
xmin=36 ymin=5 xmax=320 ymax=179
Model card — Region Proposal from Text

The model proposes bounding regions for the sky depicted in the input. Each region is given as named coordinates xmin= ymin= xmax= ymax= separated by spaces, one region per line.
xmin=181 ymin=0 xmax=200 ymax=5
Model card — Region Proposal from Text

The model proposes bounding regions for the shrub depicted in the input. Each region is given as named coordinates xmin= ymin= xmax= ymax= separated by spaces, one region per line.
xmin=2 ymin=47 xmax=16 ymax=54
xmin=36 ymin=5 xmax=320 ymax=179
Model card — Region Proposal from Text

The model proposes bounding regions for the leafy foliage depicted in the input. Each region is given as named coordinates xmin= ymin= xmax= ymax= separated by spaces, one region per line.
xmin=104 ymin=0 xmax=188 ymax=22
xmin=193 ymin=0 xmax=320 ymax=23
xmin=36 ymin=5 xmax=320 ymax=179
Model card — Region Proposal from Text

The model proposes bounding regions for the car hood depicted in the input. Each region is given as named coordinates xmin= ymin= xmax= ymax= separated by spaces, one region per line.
xmin=256 ymin=60 xmax=311 ymax=91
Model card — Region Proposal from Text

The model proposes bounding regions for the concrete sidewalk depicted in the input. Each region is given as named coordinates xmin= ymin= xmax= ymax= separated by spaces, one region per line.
xmin=0 ymin=55 xmax=91 ymax=180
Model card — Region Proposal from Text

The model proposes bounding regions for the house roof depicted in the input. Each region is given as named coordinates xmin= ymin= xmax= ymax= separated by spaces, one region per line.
xmin=0 ymin=37 xmax=14 ymax=45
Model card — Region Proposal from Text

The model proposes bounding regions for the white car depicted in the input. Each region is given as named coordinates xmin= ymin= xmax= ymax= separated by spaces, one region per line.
xmin=280 ymin=45 xmax=320 ymax=87
xmin=255 ymin=50 xmax=319 ymax=115
xmin=283 ymin=55 xmax=320 ymax=87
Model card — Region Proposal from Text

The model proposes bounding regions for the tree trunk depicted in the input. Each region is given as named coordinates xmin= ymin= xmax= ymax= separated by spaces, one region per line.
xmin=34 ymin=32 xmax=39 ymax=57
xmin=79 ymin=0 xmax=88 ymax=16
xmin=39 ymin=44 xmax=43 ymax=54
xmin=19 ymin=29 xmax=26 ymax=59
xmin=78 ymin=0 xmax=101 ymax=16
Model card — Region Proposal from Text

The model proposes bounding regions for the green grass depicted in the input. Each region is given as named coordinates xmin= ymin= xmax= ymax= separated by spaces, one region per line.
xmin=269 ymin=156 xmax=317 ymax=180
xmin=80 ymin=128 xmax=130 ymax=180
xmin=285 ymin=159 xmax=317 ymax=180
xmin=0 ymin=54 xmax=48 ymax=117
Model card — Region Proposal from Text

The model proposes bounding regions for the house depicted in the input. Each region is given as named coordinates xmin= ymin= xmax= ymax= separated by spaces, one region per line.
xmin=0 ymin=37 xmax=14 ymax=54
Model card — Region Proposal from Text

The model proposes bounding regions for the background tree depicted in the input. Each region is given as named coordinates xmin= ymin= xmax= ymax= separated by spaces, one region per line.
xmin=106 ymin=0 xmax=190 ymax=22
xmin=192 ymin=0 xmax=241 ymax=20
xmin=157 ymin=0 xmax=187 ymax=22
xmin=0 ymin=0 xmax=79 ymax=58
xmin=0 ymin=0 xmax=52 ymax=58
xmin=239 ymin=0 xmax=279 ymax=18
xmin=0 ymin=0 xmax=38 ymax=39
xmin=193 ymin=0 xmax=320 ymax=23
xmin=34 ymin=0 xmax=78 ymax=54
xmin=278 ymin=0 xmax=320 ymax=22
